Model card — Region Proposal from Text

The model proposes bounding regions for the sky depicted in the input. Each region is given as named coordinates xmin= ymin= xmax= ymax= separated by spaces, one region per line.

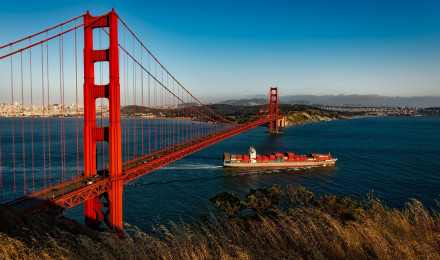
xmin=0 ymin=0 xmax=439 ymax=103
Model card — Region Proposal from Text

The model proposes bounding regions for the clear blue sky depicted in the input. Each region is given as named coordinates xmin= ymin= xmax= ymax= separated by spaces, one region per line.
xmin=1 ymin=0 xmax=439 ymax=102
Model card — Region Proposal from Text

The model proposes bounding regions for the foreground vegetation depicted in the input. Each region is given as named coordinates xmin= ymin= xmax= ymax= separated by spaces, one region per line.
xmin=1 ymin=185 xmax=439 ymax=259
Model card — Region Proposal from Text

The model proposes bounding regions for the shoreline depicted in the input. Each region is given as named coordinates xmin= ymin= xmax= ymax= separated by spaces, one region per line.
xmin=0 ymin=114 xmax=435 ymax=121
xmin=283 ymin=115 xmax=385 ymax=128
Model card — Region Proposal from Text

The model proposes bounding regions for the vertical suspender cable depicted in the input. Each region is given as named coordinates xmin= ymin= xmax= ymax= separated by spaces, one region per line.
xmin=21 ymin=51 xmax=26 ymax=196
xmin=154 ymin=61 xmax=157 ymax=152
xmin=59 ymin=35 xmax=63 ymax=185
xmin=123 ymin=28 xmax=127 ymax=162
xmin=177 ymin=83 xmax=179 ymax=145
xmin=173 ymin=80 xmax=175 ymax=148
xmin=75 ymin=19 xmax=79 ymax=179
xmin=160 ymin=71 xmax=163 ymax=150
xmin=126 ymin=31 xmax=130 ymax=160
xmin=169 ymin=75 xmax=171 ymax=148
xmin=132 ymin=36 xmax=136 ymax=158
xmin=160 ymin=68 xmax=162 ymax=150
xmin=148 ymin=54 xmax=150 ymax=154
xmin=62 ymin=30 xmax=66 ymax=184
xmin=29 ymin=39 xmax=35 ymax=193
xmin=10 ymin=46 xmax=16 ymax=199
xmin=166 ymin=75 xmax=169 ymax=148
xmin=46 ymin=32 xmax=52 ymax=188
xmin=141 ymin=46 xmax=144 ymax=156
xmin=41 ymin=43 xmax=46 ymax=191
xmin=166 ymin=74 xmax=168 ymax=147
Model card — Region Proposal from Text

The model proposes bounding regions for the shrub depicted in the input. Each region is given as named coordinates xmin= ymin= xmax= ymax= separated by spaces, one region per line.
xmin=243 ymin=184 xmax=283 ymax=214
xmin=317 ymin=194 xmax=366 ymax=221
xmin=210 ymin=191 xmax=242 ymax=217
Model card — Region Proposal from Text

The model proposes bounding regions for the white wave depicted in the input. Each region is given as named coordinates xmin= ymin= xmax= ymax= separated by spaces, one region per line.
xmin=160 ymin=164 xmax=222 ymax=170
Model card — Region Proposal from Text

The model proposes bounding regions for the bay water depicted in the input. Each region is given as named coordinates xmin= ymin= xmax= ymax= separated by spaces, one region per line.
xmin=1 ymin=116 xmax=439 ymax=231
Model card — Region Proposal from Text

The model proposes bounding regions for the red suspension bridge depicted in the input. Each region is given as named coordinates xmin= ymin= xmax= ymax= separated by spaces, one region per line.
xmin=0 ymin=9 xmax=283 ymax=233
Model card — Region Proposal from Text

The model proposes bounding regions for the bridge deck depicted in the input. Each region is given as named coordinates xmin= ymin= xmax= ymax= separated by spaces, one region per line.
xmin=6 ymin=118 xmax=280 ymax=215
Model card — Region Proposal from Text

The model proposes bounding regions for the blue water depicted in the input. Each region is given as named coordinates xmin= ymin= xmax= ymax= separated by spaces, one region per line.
xmin=70 ymin=116 xmax=440 ymax=230
xmin=1 ymin=116 xmax=440 ymax=231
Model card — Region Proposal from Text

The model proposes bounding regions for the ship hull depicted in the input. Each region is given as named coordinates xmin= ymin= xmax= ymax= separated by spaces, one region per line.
xmin=223 ymin=159 xmax=337 ymax=168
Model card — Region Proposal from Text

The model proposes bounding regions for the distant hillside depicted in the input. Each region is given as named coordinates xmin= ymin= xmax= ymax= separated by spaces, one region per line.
xmin=204 ymin=104 xmax=350 ymax=124
xmin=217 ymin=98 xmax=266 ymax=106
xmin=282 ymin=94 xmax=440 ymax=108
xmin=284 ymin=109 xmax=348 ymax=126
xmin=219 ymin=95 xmax=440 ymax=108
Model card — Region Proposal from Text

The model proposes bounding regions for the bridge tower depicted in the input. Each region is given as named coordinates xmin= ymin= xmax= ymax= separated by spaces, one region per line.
xmin=269 ymin=87 xmax=279 ymax=133
xmin=83 ymin=9 xmax=123 ymax=233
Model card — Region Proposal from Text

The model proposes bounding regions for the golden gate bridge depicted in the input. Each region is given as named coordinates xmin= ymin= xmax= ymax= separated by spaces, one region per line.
xmin=0 ymin=9 xmax=283 ymax=234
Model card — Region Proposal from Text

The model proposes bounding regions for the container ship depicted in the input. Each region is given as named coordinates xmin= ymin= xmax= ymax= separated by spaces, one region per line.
xmin=223 ymin=146 xmax=337 ymax=168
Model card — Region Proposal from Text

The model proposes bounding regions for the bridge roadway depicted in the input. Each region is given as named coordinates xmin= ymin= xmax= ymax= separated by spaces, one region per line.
xmin=6 ymin=117 xmax=280 ymax=215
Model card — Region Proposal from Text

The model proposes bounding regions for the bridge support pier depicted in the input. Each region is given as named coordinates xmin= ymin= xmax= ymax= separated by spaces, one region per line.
xmin=108 ymin=179 xmax=123 ymax=232
xmin=83 ymin=9 xmax=123 ymax=235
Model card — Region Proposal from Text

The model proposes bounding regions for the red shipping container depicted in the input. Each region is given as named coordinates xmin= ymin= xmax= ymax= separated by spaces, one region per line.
xmin=269 ymin=154 xmax=276 ymax=160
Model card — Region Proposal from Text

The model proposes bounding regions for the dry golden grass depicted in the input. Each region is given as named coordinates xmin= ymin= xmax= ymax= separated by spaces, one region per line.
xmin=1 ymin=187 xmax=439 ymax=259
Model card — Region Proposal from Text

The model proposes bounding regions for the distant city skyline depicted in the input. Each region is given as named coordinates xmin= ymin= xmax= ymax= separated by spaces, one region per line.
xmin=0 ymin=0 xmax=439 ymax=104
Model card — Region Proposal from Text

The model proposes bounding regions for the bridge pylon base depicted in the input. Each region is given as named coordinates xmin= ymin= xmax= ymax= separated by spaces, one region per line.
xmin=108 ymin=179 xmax=123 ymax=237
